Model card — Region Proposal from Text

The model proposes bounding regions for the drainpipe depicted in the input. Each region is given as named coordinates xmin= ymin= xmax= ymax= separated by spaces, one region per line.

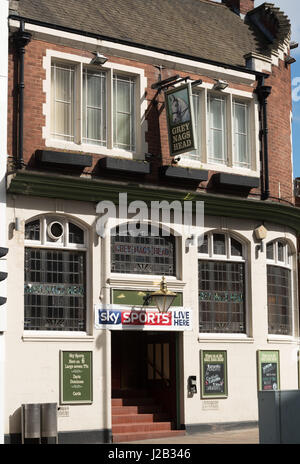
xmin=256 ymin=77 xmax=272 ymax=200
xmin=13 ymin=21 xmax=31 ymax=169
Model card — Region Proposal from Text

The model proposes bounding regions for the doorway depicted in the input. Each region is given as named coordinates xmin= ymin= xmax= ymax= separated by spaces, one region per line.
xmin=111 ymin=330 xmax=179 ymax=424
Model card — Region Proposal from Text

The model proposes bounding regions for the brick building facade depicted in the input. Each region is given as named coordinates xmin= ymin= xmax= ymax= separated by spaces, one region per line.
xmin=3 ymin=0 xmax=300 ymax=443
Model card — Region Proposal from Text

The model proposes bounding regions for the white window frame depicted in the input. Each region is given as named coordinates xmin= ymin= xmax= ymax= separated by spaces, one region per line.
xmin=23 ymin=215 xmax=91 ymax=338
xmin=198 ymin=231 xmax=249 ymax=338
xmin=179 ymin=83 xmax=259 ymax=178
xmin=43 ymin=50 xmax=147 ymax=160
xmin=266 ymin=239 xmax=294 ymax=338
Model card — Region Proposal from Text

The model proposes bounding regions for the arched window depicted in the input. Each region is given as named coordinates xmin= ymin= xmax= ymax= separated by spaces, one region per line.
xmin=198 ymin=232 xmax=246 ymax=334
xmin=266 ymin=240 xmax=292 ymax=336
xmin=24 ymin=216 xmax=87 ymax=331
xmin=111 ymin=224 xmax=176 ymax=276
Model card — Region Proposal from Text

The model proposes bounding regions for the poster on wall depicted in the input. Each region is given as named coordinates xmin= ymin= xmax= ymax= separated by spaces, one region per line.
xmin=165 ymin=83 xmax=197 ymax=156
xmin=60 ymin=351 xmax=93 ymax=404
xmin=200 ymin=351 xmax=228 ymax=399
xmin=257 ymin=350 xmax=280 ymax=391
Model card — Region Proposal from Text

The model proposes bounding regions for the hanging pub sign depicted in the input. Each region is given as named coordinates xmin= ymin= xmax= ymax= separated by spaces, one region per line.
xmin=60 ymin=351 xmax=93 ymax=404
xmin=257 ymin=350 xmax=280 ymax=391
xmin=165 ymin=83 xmax=197 ymax=156
xmin=200 ymin=350 xmax=228 ymax=399
xmin=94 ymin=304 xmax=192 ymax=331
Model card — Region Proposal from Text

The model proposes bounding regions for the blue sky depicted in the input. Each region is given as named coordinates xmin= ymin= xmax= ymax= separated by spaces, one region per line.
xmin=215 ymin=1 xmax=300 ymax=178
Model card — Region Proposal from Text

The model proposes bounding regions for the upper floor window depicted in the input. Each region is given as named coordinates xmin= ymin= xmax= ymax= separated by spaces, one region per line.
xmin=233 ymin=99 xmax=250 ymax=169
xmin=24 ymin=216 xmax=87 ymax=332
xmin=266 ymin=240 xmax=293 ymax=336
xmin=51 ymin=61 xmax=136 ymax=151
xmin=182 ymin=89 xmax=254 ymax=172
xmin=208 ymin=94 xmax=226 ymax=165
xmin=44 ymin=50 xmax=147 ymax=159
xmin=198 ymin=232 xmax=246 ymax=334
xmin=111 ymin=224 xmax=176 ymax=276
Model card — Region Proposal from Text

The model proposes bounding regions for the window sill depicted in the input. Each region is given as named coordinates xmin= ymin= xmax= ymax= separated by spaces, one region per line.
xmin=44 ymin=138 xmax=145 ymax=161
xmin=22 ymin=331 xmax=94 ymax=342
xmin=177 ymin=157 xmax=259 ymax=179
xmin=198 ymin=334 xmax=254 ymax=343
xmin=267 ymin=335 xmax=296 ymax=344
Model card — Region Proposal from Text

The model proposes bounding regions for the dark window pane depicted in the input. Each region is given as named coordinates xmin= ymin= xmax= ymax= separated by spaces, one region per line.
xmin=24 ymin=248 xmax=86 ymax=331
xmin=25 ymin=220 xmax=40 ymax=241
xmin=111 ymin=225 xmax=176 ymax=276
xmin=277 ymin=242 xmax=284 ymax=262
xmin=231 ymin=237 xmax=243 ymax=257
xmin=213 ymin=234 xmax=226 ymax=255
xmin=69 ymin=222 xmax=84 ymax=244
xmin=267 ymin=264 xmax=292 ymax=335
xmin=198 ymin=234 xmax=208 ymax=254
xmin=198 ymin=260 xmax=245 ymax=334
xmin=266 ymin=242 xmax=274 ymax=260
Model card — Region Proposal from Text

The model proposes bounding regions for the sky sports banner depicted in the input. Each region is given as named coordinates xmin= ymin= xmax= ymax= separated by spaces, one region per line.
xmin=165 ymin=82 xmax=197 ymax=156
xmin=94 ymin=305 xmax=192 ymax=331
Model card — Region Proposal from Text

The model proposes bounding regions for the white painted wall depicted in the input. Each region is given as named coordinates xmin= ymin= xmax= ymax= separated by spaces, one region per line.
xmin=0 ymin=0 xmax=9 ymax=445
xmin=4 ymin=195 xmax=299 ymax=438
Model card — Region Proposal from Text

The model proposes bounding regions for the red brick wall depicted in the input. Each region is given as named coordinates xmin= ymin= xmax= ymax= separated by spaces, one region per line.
xmin=7 ymin=37 xmax=294 ymax=203
xmin=222 ymin=0 xmax=255 ymax=15
xmin=266 ymin=60 xmax=294 ymax=204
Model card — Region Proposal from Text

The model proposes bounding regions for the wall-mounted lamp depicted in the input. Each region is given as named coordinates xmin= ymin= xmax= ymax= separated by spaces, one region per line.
xmin=143 ymin=276 xmax=177 ymax=313
xmin=188 ymin=376 xmax=197 ymax=394
xmin=290 ymin=41 xmax=299 ymax=50
xmin=91 ymin=52 xmax=108 ymax=65
xmin=185 ymin=234 xmax=195 ymax=252
xmin=285 ymin=56 xmax=296 ymax=66
xmin=172 ymin=155 xmax=181 ymax=164
xmin=213 ymin=79 xmax=228 ymax=91
xmin=254 ymin=225 xmax=267 ymax=253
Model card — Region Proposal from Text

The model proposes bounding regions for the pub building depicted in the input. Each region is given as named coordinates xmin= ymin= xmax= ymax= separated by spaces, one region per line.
xmin=3 ymin=0 xmax=300 ymax=443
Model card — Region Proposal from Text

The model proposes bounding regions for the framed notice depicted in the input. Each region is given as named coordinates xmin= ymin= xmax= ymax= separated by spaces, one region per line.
xmin=60 ymin=351 xmax=93 ymax=404
xmin=165 ymin=83 xmax=197 ymax=156
xmin=257 ymin=350 xmax=280 ymax=391
xmin=200 ymin=350 xmax=228 ymax=399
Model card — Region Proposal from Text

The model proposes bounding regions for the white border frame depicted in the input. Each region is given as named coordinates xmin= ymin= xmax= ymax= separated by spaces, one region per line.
xmin=179 ymin=83 xmax=259 ymax=177
xmin=23 ymin=213 xmax=92 ymax=338
xmin=42 ymin=49 xmax=148 ymax=160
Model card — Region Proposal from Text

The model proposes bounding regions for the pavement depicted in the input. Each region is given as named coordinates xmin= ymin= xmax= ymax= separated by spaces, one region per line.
xmin=126 ymin=427 xmax=259 ymax=444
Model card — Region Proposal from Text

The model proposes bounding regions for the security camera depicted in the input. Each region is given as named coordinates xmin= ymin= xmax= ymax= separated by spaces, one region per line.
xmin=47 ymin=221 xmax=64 ymax=241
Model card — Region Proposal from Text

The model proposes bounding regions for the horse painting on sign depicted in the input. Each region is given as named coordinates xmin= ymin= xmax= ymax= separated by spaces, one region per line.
xmin=168 ymin=94 xmax=191 ymax=125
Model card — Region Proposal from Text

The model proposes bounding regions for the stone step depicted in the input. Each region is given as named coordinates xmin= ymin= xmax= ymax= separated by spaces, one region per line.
xmin=112 ymin=429 xmax=186 ymax=443
xmin=112 ymin=397 xmax=157 ymax=407
xmin=112 ymin=421 xmax=173 ymax=434
xmin=112 ymin=412 xmax=170 ymax=424
xmin=112 ymin=404 xmax=163 ymax=415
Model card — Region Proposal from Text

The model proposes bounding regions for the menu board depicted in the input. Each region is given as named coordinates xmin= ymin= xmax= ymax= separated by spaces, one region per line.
xmin=257 ymin=350 xmax=280 ymax=391
xmin=200 ymin=351 xmax=228 ymax=398
xmin=60 ymin=351 xmax=93 ymax=404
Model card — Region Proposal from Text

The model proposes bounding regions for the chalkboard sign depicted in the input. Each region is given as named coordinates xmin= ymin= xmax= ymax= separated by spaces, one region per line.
xmin=257 ymin=350 xmax=280 ymax=391
xmin=200 ymin=351 xmax=228 ymax=398
xmin=60 ymin=351 xmax=93 ymax=404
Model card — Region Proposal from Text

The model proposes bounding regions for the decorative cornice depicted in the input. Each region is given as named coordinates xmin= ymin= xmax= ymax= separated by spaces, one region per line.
xmin=7 ymin=170 xmax=300 ymax=234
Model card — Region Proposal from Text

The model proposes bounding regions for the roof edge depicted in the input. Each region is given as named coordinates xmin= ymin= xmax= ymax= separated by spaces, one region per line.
xmin=9 ymin=14 xmax=269 ymax=78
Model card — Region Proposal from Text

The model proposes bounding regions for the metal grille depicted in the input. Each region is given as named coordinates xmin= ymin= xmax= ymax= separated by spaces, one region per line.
xmin=198 ymin=260 xmax=245 ymax=333
xmin=111 ymin=229 xmax=176 ymax=276
xmin=267 ymin=265 xmax=292 ymax=335
xmin=24 ymin=248 xmax=86 ymax=331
